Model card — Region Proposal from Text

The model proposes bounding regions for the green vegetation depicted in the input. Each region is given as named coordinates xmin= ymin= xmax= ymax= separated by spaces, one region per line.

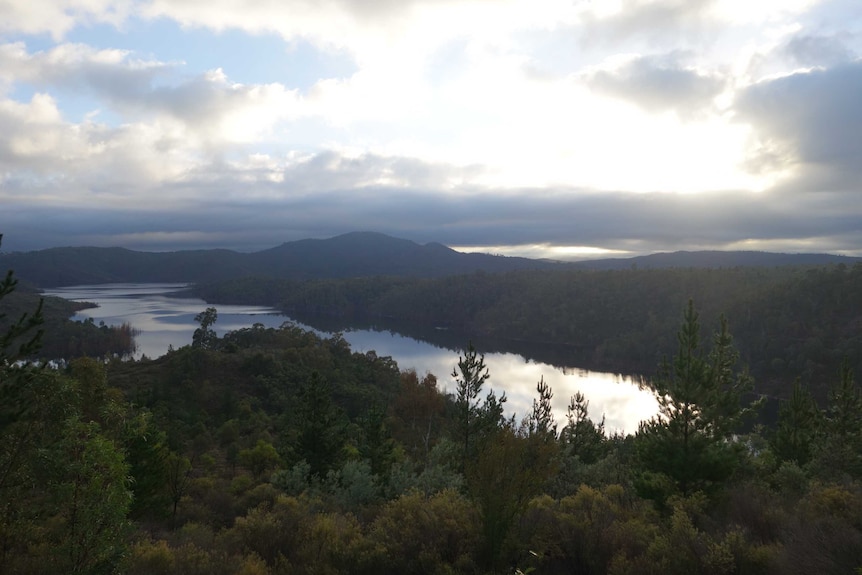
xmin=194 ymin=263 xmax=862 ymax=398
xmin=3 ymin=242 xmax=862 ymax=573
xmin=0 ymin=284 xmax=136 ymax=362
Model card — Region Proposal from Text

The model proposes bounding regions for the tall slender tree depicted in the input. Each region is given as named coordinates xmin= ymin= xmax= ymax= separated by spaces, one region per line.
xmin=525 ymin=376 xmax=557 ymax=440
xmin=816 ymin=360 xmax=862 ymax=478
xmin=295 ymin=371 xmax=344 ymax=478
xmin=453 ymin=342 xmax=489 ymax=465
xmin=636 ymin=300 xmax=759 ymax=499
xmin=771 ymin=380 xmax=820 ymax=466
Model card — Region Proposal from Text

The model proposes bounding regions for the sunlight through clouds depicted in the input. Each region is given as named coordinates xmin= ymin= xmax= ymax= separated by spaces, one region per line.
xmin=0 ymin=0 xmax=859 ymax=255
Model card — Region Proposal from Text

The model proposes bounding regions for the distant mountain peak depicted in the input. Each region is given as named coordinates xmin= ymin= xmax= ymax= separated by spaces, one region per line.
xmin=4 ymin=231 xmax=859 ymax=288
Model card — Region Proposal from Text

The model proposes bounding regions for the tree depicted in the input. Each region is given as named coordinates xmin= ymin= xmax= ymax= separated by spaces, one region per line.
xmin=239 ymin=439 xmax=281 ymax=479
xmin=191 ymin=307 xmax=218 ymax=349
xmin=0 ymin=235 xmax=44 ymax=366
xmin=561 ymin=391 xmax=606 ymax=464
xmin=524 ymin=376 xmax=557 ymax=441
xmin=468 ymin=425 xmax=558 ymax=572
xmin=636 ymin=300 xmax=759 ymax=500
xmin=388 ymin=370 xmax=446 ymax=462
xmin=812 ymin=360 xmax=862 ymax=479
xmin=368 ymin=489 xmax=480 ymax=574
xmin=771 ymin=380 xmax=820 ymax=466
xmin=294 ymin=371 xmax=345 ymax=479
xmin=45 ymin=420 xmax=132 ymax=573
xmin=452 ymin=342 xmax=506 ymax=472
xmin=165 ymin=451 xmax=192 ymax=524
xmin=0 ymin=233 xmax=45 ymax=436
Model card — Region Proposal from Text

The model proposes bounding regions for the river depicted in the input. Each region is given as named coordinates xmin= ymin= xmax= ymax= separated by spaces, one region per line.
xmin=43 ymin=283 xmax=659 ymax=433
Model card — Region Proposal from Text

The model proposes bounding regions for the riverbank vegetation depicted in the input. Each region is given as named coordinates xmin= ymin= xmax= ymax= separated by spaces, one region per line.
xmin=192 ymin=263 xmax=862 ymax=399
xmin=0 ymin=282 xmax=137 ymax=360
xmin=3 ymin=257 xmax=862 ymax=573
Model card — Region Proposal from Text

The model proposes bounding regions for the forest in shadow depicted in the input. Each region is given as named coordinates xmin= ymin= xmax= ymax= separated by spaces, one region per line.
xmin=3 ymin=256 xmax=862 ymax=574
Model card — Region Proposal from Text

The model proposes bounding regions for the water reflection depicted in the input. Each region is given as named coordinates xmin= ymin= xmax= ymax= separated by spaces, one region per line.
xmin=44 ymin=283 xmax=659 ymax=433
xmin=43 ymin=283 xmax=289 ymax=359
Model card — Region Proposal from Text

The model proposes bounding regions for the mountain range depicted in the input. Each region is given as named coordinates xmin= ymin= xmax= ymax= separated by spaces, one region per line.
xmin=1 ymin=231 xmax=859 ymax=287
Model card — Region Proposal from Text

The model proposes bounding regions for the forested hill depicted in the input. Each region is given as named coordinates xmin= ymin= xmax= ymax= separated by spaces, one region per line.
xmin=0 ymin=232 xmax=561 ymax=287
xmin=246 ymin=232 xmax=560 ymax=278
xmin=193 ymin=264 xmax=862 ymax=398
xmin=579 ymin=250 xmax=861 ymax=270
xmin=3 ymin=230 xmax=859 ymax=286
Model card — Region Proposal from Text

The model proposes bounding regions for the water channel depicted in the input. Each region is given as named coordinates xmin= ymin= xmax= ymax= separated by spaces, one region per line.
xmin=44 ymin=283 xmax=659 ymax=433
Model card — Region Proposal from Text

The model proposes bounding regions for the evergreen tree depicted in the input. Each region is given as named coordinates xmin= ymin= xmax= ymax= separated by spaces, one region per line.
xmin=635 ymin=300 xmax=759 ymax=500
xmin=295 ymin=371 xmax=345 ymax=478
xmin=771 ymin=380 xmax=820 ymax=466
xmin=525 ymin=376 xmax=557 ymax=441
xmin=452 ymin=342 xmax=505 ymax=472
xmin=0 ymin=234 xmax=44 ymax=436
xmin=814 ymin=360 xmax=862 ymax=479
xmin=561 ymin=391 xmax=606 ymax=464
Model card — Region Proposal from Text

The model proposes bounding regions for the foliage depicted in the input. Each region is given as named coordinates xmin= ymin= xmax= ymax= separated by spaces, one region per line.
xmin=192 ymin=307 xmax=219 ymax=349
xmin=293 ymin=371 xmax=346 ymax=479
xmin=193 ymin=262 xmax=862 ymax=395
xmin=560 ymin=391 xmax=607 ymax=465
xmin=635 ymin=301 xmax=760 ymax=501
xmin=524 ymin=376 xmax=557 ymax=440
xmin=467 ymin=425 xmax=559 ymax=572
xmin=452 ymin=342 xmax=506 ymax=472
xmin=368 ymin=489 xmax=481 ymax=574
xmin=5 ymin=237 xmax=862 ymax=575
xmin=771 ymin=380 xmax=820 ymax=466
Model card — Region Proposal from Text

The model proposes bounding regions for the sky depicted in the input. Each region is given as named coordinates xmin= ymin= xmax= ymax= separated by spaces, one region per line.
xmin=0 ymin=0 xmax=861 ymax=259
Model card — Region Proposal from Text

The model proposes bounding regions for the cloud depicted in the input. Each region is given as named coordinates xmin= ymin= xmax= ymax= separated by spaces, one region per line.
xmin=137 ymin=0 xmax=495 ymax=64
xmin=586 ymin=52 xmax=726 ymax=116
xmin=0 ymin=43 xmax=303 ymax=146
xmin=0 ymin=0 xmax=858 ymax=261
xmin=0 ymin=0 xmax=132 ymax=40
xmin=784 ymin=33 xmax=855 ymax=67
xmin=735 ymin=60 xmax=862 ymax=188
xmin=577 ymin=0 xmax=719 ymax=47
xmin=0 ymin=42 xmax=172 ymax=110
xmin=0 ymin=90 xmax=211 ymax=201
xmin=3 ymin=147 xmax=860 ymax=256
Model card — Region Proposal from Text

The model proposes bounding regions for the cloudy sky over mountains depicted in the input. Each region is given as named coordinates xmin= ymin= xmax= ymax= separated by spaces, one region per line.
xmin=1 ymin=0 xmax=860 ymax=258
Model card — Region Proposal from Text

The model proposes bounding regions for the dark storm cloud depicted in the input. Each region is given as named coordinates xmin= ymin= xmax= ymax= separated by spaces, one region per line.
xmin=4 ymin=149 xmax=861 ymax=256
xmin=735 ymin=59 xmax=862 ymax=189
xmin=587 ymin=53 xmax=725 ymax=115
xmin=784 ymin=34 xmax=854 ymax=68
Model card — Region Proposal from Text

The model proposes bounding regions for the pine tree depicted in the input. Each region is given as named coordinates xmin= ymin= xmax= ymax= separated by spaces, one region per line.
xmin=771 ymin=380 xmax=820 ymax=466
xmin=295 ymin=371 xmax=344 ymax=478
xmin=525 ymin=376 xmax=557 ymax=440
xmin=0 ymin=233 xmax=45 ymax=435
xmin=561 ymin=391 xmax=606 ymax=464
xmin=453 ymin=342 xmax=503 ymax=470
xmin=636 ymin=300 xmax=759 ymax=499
xmin=814 ymin=360 xmax=862 ymax=479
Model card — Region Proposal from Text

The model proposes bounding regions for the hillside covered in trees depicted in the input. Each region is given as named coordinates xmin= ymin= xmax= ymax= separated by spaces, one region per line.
xmin=0 ymin=232 xmax=563 ymax=287
xmin=0 ymin=277 xmax=137 ymax=360
xmin=191 ymin=263 xmax=862 ymax=399
xmin=2 ymin=231 xmax=858 ymax=287
xmin=3 ymin=252 xmax=862 ymax=574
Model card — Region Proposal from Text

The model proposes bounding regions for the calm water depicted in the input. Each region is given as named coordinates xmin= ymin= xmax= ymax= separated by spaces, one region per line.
xmin=44 ymin=283 xmax=658 ymax=433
